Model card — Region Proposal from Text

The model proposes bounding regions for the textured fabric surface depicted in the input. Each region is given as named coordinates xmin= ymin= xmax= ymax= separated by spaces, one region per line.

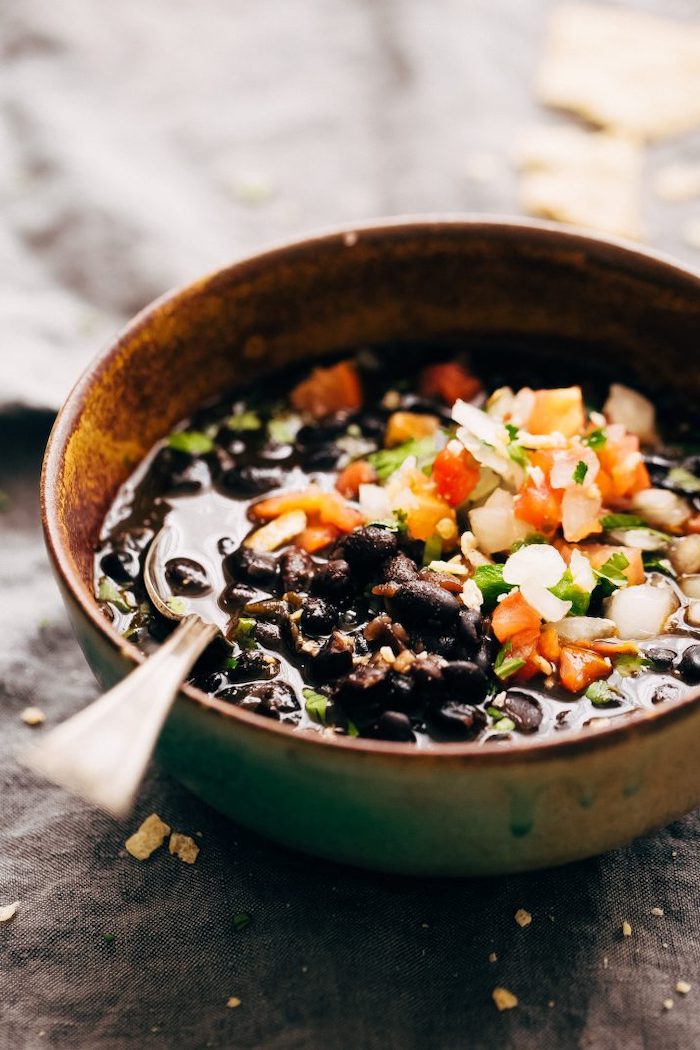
xmin=1 ymin=1 xmax=700 ymax=1047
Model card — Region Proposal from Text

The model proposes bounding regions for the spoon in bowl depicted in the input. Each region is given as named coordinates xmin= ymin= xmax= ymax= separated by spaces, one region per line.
xmin=20 ymin=526 xmax=219 ymax=818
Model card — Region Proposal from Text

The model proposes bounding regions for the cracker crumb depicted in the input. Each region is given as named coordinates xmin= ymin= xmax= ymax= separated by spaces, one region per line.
xmin=676 ymin=980 xmax=691 ymax=995
xmin=20 ymin=706 xmax=45 ymax=726
xmin=621 ymin=920 xmax=632 ymax=937
xmin=663 ymin=998 xmax=674 ymax=1011
xmin=651 ymin=907 xmax=664 ymax=917
xmin=492 ymin=987 xmax=518 ymax=1011
xmin=488 ymin=952 xmax=498 ymax=963
xmin=125 ymin=814 xmax=171 ymax=861
xmin=168 ymin=833 xmax=200 ymax=865
xmin=226 ymin=996 xmax=241 ymax=1009
xmin=0 ymin=901 xmax=19 ymax=923
xmin=515 ymin=908 xmax=532 ymax=928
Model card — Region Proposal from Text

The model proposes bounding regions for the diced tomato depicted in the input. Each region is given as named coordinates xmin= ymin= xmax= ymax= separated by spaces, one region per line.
xmin=556 ymin=542 xmax=645 ymax=586
xmin=514 ymin=478 xmax=562 ymax=535
xmin=559 ymin=645 xmax=612 ymax=693
xmin=317 ymin=494 xmax=364 ymax=532
xmin=251 ymin=486 xmax=363 ymax=533
xmin=290 ymin=360 xmax=362 ymax=419
xmin=492 ymin=591 xmax=542 ymax=644
xmin=420 ymin=362 xmax=482 ymax=404
xmin=335 ymin=460 xmax=377 ymax=499
xmin=687 ymin=514 xmax=700 ymax=534
xmin=405 ymin=494 xmax=455 ymax=543
xmin=597 ymin=431 xmax=650 ymax=501
xmin=539 ymin=624 xmax=561 ymax=664
xmin=385 ymin=411 xmax=440 ymax=447
xmin=432 ymin=445 xmax=480 ymax=506
xmin=527 ymin=387 xmax=585 ymax=438
xmin=297 ymin=524 xmax=340 ymax=553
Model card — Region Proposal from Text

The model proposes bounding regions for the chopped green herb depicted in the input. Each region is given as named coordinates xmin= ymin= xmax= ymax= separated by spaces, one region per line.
xmin=583 ymin=429 xmax=607 ymax=451
xmin=666 ymin=466 xmax=700 ymax=493
xmin=486 ymin=704 xmax=505 ymax=720
xmin=227 ymin=410 xmax=262 ymax=432
xmin=492 ymin=717 xmax=516 ymax=732
xmin=494 ymin=643 xmax=526 ymax=681
xmin=507 ymin=442 xmax=530 ymax=469
xmin=346 ymin=721 xmax=360 ymax=738
xmin=235 ymin=617 xmax=257 ymax=649
xmin=473 ymin=564 xmax=515 ymax=611
xmin=642 ymin=552 xmax=676 ymax=577
xmin=505 ymin=424 xmax=520 ymax=441
xmin=232 ymin=911 xmax=252 ymax=931
xmin=511 ymin=533 xmax=547 ymax=553
xmin=368 ymin=437 xmax=436 ymax=481
xmin=102 ymin=933 xmax=115 ymax=944
xmin=97 ymin=577 xmax=133 ymax=614
xmin=167 ymin=430 xmax=214 ymax=454
xmin=225 ymin=657 xmax=240 ymax=670
xmin=367 ymin=509 xmax=409 ymax=534
xmin=549 ymin=569 xmax=591 ymax=616
xmin=165 ymin=596 xmax=187 ymax=616
xmin=303 ymin=687 xmax=329 ymax=725
xmin=585 ymin=680 xmax=621 ymax=707
xmin=423 ymin=534 xmax=443 ymax=566
xmin=600 ymin=513 xmax=646 ymax=530
xmin=614 ymin=653 xmax=652 ymax=677
xmin=267 ymin=415 xmax=299 ymax=444
xmin=573 ymin=460 xmax=588 ymax=485
xmin=594 ymin=552 xmax=630 ymax=595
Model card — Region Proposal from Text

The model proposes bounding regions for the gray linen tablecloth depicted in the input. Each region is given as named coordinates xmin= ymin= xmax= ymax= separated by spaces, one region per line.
xmin=1 ymin=1 xmax=700 ymax=1047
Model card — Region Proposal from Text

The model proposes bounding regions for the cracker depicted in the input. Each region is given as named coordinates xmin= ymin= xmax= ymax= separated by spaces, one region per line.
xmin=518 ymin=125 xmax=643 ymax=239
xmin=168 ymin=832 xmax=200 ymax=865
xmin=492 ymin=987 xmax=518 ymax=1011
xmin=538 ymin=4 xmax=700 ymax=142
xmin=0 ymin=902 xmax=19 ymax=923
xmin=125 ymin=813 xmax=171 ymax=861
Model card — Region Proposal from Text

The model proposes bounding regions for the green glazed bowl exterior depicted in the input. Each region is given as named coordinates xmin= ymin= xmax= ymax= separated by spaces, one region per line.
xmin=41 ymin=217 xmax=700 ymax=875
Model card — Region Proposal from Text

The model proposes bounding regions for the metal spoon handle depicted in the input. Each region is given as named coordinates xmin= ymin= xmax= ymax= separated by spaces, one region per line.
xmin=20 ymin=614 xmax=218 ymax=818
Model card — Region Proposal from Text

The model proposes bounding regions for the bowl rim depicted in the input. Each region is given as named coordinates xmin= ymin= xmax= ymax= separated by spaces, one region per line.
xmin=41 ymin=214 xmax=700 ymax=767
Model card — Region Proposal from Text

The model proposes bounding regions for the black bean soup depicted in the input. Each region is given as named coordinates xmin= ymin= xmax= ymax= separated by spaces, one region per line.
xmin=95 ymin=345 xmax=700 ymax=747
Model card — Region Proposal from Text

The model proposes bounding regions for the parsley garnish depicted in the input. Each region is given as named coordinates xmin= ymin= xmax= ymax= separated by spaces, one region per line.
xmin=167 ymin=430 xmax=214 ymax=454
xmin=367 ymin=437 xmax=436 ymax=481
xmin=573 ymin=460 xmax=588 ymax=485
xmin=583 ymin=429 xmax=607 ymax=450
xmin=225 ymin=656 xmax=240 ymax=670
xmin=493 ymin=643 xmax=526 ymax=680
xmin=303 ymin=687 xmax=329 ymax=725
xmin=594 ymin=552 xmax=630 ymax=595
xmin=473 ymin=564 xmax=515 ymax=610
xmin=504 ymin=423 xmax=529 ymax=468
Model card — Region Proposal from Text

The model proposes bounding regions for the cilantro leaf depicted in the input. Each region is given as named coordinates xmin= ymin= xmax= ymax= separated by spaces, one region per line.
xmin=549 ymin=569 xmax=591 ymax=616
xmin=583 ymin=429 xmax=607 ymax=450
xmin=511 ymin=533 xmax=547 ymax=553
xmin=666 ymin=466 xmax=700 ymax=493
xmin=303 ymin=688 xmax=329 ymax=725
xmin=594 ymin=552 xmax=629 ymax=595
xmin=642 ymin=552 xmax=676 ymax=577
xmin=505 ymin=424 xmax=520 ymax=441
xmin=165 ymin=596 xmax=187 ymax=617
xmin=600 ymin=513 xmax=646 ymax=530
xmin=493 ymin=643 xmax=525 ymax=680
xmin=473 ymin=564 xmax=515 ymax=611
xmin=235 ymin=617 xmax=257 ymax=649
xmin=167 ymin=430 xmax=214 ymax=454
xmin=585 ymin=680 xmax=621 ymax=707
xmin=367 ymin=437 xmax=436 ymax=481
xmin=97 ymin=576 xmax=134 ymax=614
xmin=614 ymin=653 xmax=652 ymax=677
xmin=507 ymin=443 xmax=530 ymax=469
xmin=573 ymin=460 xmax=588 ymax=485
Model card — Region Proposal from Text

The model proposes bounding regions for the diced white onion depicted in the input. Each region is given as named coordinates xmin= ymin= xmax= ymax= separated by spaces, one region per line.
xmin=670 ymin=535 xmax=700 ymax=576
xmin=607 ymin=527 xmax=669 ymax=551
xmin=680 ymin=575 xmax=700 ymax=599
xmin=469 ymin=490 xmax=530 ymax=554
xmin=550 ymin=446 xmax=599 ymax=489
xmin=570 ymin=549 xmax=597 ymax=592
xmin=605 ymin=584 xmax=679 ymax=639
xmin=520 ymin=579 xmax=571 ymax=622
xmin=631 ymin=488 xmax=691 ymax=530
xmin=556 ymin=617 xmax=617 ymax=643
xmin=460 ymin=578 xmax=484 ymax=610
xmin=603 ymin=383 xmax=657 ymax=444
xmin=561 ymin=485 xmax=603 ymax=543
xmin=503 ymin=544 xmax=567 ymax=588
xmin=358 ymin=483 xmax=391 ymax=522
xmin=452 ymin=400 xmax=523 ymax=489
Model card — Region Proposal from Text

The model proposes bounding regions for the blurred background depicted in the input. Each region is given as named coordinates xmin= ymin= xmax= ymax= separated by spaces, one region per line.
xmin=2 ymin=0 xmax=699 ymax=409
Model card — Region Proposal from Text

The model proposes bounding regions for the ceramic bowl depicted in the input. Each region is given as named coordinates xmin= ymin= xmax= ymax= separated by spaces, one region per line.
xmin=42 ymin=217 xmax=700 ymax=875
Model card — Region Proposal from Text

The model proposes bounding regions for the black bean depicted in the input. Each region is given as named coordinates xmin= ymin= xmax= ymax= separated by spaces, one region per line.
xmin=412 ymin=631 xmax=457 ymax=659
xmin=384 ymin=672 xmax=420 ymax=715
xmin=311 ymin=631 xmax=355 ymax=682
xmin=366 ymin=711 xmax=416 ymax=743
xmin=222 ymin=680 xmax=300 ymax=720
xmin=651 ymin=682 xmax=680 ymax=704
xmin=297 ymin=414 xmax=349 ymax=446
xmin=503 ymin=691 xmax=543 ymax=733
xmin=220 ymin=582 xmax=259 ymax=612
xmin=312 ymin=559 xmax=354 ymax=600
xmin=679 ymin=644 xmax=700 ymax=683
xmin=381 ymin=552 xmax=419 ymax=585
xmin=333 ymin=665 xmax=389 ymax=722
xmin=280 ymin=547 xmax=315 ymax=593
xmin=442 ymin=661 xmax=490 ymax=703
xmin=230 ymin=650 xmax=281 ymax=681
xmin=457 ymin=609 xmax=483 ymax=652
xmin=224 ymin=547 xmax=279 ymax=586
xmin=195 ymin=669 xmax=234 ymax=694
xmin=100 ymin=548 xmax=140 ymax=584
xmin=300 ymin=597 xmax=337 ymax=637
xmin=152 ymin=447 xmax=210 ymax=494
xmin=389 ymin=580 xmax=460 ymax=629
xmin=303 ymin=446 xmax=341 ymax=471
xmin=218 ymin=536 xmax=236 ymax=556
xmin=410 ymin=656 xmax=445 ymax=700
xmin=343 ymin=525 xmax=398 ymax=572
xmin=431 ymin=701 xmax=487 ymax=739
xmin=164 ymin=557 xmax=211 ymax=596
xmin=645 ymin=647 xmax=677 ymax=670
xmin=221 ymin=465 xmax=284 ymax=496
xmin=255 ymin=621 xmax=282 ymax=649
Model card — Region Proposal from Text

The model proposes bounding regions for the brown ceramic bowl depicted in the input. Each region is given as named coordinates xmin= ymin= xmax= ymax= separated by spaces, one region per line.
xmin=42 ymin=217 xmax=700 ymax=875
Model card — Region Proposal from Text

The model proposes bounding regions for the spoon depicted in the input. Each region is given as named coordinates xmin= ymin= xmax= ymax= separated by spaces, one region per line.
xmin=20 ymin=527 xmax=219 ymax=818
